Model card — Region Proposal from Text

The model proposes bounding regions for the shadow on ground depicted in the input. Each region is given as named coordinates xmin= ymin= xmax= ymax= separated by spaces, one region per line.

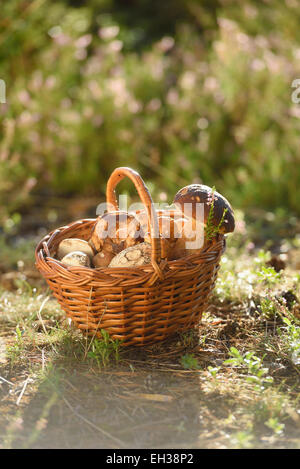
xmin=4 ymin=364 xmax=212 ymax=449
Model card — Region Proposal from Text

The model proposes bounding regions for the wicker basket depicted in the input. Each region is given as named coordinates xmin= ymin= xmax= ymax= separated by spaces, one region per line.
xmin=35 ymin=167 xmax=225 ymax=346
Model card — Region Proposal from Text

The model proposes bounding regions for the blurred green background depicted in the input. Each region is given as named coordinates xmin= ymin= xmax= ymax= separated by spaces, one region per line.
xmin=1 ymin=0 xmax=300 ymax=228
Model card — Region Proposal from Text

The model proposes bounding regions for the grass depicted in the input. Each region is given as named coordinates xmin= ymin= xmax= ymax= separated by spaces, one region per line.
xmin=180 ymin=354 xmax=199 ymax=370
xmin=204 ymin=187 xmax=229 ymax=241
xmin=0 ymin=221 xmax=300 ymax=448
xmin=6 ymin=326 xmax=24 ymax=368
xmin=223 ymin=347 xmax=274 ymax=389
xmin=87 ymin=330 xmax=121 ymax=368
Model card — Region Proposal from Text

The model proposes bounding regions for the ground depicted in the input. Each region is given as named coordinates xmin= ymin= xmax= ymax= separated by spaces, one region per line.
xmin=0 ymin=209 xmax=300 ymax=449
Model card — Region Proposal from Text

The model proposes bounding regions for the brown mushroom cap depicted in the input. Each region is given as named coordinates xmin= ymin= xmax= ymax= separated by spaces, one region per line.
xmin=93 ymin=250 xmax=115 ymax=268
xmin=173 ymin=184 xmax=235 ymax=234
xmin=170 ymin=217 xmax=207 ymax=260
xmin=144 ymin=215 xmax=180 ymax=259
xmin=135 ymin=208 xmax=184 ymax=234
xmin=89 ymin=211 xmax=143 ymax=253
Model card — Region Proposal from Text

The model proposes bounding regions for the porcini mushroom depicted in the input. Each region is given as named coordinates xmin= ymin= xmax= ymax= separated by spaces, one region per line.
xmin=143 ymin=215 xmax=180 ymax=259
xmin=169 ymin=217 xmax=207 ymax=260
xmin=135 ymin=208 xmax=184 ymax=234
xmin=171 ymin=184 xmax=235 ymax=259
xmin=61 ymin=251 xmax=91 ymax=267
xmin=108 ymin=242 xmax=152 ymax=268
xmin=57 ymin=238 xmax=94 ymax=260
xmin=89 ymin=211 xmax=144 ymax=254
xmin=93 ymin=250 xmax=115 ymax=268
xmin=173 ymin=184 xmax=235 ymax=235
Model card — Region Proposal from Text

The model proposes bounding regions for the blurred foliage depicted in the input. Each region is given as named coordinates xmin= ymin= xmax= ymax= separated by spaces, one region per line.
xmin=1 ymin=0 xmax=300 ymax=221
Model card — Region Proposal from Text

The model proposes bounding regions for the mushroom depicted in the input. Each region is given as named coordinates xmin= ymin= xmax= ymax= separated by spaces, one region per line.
xmin=134 ymin=209 xmax=149 ymax=234
xmin=108 ymin=242 xmax=151 ymax=268
xmin=143 ymin=215 xmax=180 ymax=259
xmin=135 ymin=208 xmax=184 ymax=234
xmin=89 ymin=211 xmax=144 ymax=254
xmin=173 ymin=184 xmax=235 ymax=234
xmin=61 ymin=251 xmax=91 ymax=267
xmin=57 ymin=238 xmax=94 ymax=260
xmin=171 ymin=184 xmax=235 ymax=259
xmin=93 ymin=250 xmax=115 ymax=268
xmin=170 ymin=217 xmax=206 ymax=260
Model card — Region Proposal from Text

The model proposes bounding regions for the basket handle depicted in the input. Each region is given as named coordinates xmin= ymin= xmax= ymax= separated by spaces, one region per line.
xmin=106 ymin=167 xmax=162 ymax=270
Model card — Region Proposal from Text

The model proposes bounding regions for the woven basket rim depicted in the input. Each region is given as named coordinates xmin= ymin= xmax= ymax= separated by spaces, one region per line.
xmin=35 ymin=217 xmax=225 ymax=279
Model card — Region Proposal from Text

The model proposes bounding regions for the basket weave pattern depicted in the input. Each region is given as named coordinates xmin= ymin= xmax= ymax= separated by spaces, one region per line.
xmin=35 ymin=168 xmax=225 ymax=346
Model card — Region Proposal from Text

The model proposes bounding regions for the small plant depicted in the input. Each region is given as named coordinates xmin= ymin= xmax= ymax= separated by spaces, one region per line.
xmin=6 ymin=326 xmax=24 ymax=366
xmin=230 ymin=430 xmax=254 ymax=449
xmin=254 ymin=249 xmax=271 ymax=266
xmin=205 ymin=187 xmax=228 ymax=241
xmin=258 ymin=298 xmax=278 ymax=321
xmin=215 ymin=274 xmax=233 ymax=300
xmin=181 ymin=353 xmax=199 ymax=370
xmin=223 ymin=347 xmax=273 ymax=389
xmin=257 ymin=266 xmax=281 ymax=286
xmin=207 ymin=366 xmax=220 ymax=378
xmin=87 ymin=330 xmax=121 ymax=368
xmin=265 ymin=417 xmax=285 ymax=435
xmin=279 ymin=317 xmax=300 ymax=365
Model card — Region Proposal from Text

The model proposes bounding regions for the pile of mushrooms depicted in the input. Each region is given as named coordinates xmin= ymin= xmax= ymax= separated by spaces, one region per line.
xmin=55 ymin=184 xmax=235 ymax=268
